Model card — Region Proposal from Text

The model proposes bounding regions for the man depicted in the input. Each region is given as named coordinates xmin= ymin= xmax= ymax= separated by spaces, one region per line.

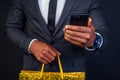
xmin=5 ymin=0 xmax=107 ymax=74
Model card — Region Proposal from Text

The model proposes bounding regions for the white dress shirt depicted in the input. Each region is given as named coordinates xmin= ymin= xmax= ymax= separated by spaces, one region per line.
xmin=38 ymin=0 xmax=66 ymax=25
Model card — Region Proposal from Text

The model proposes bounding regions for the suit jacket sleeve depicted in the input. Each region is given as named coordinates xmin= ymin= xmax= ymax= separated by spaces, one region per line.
xmin=84 ymin=0 xmax=109 ymax=55
xmin=5 ymin=0 xmax=33 ymax=54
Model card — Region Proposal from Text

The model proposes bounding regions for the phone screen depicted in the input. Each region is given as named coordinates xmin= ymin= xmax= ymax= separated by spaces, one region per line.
xmin=70 ymin=14 xmax=89 ymax=26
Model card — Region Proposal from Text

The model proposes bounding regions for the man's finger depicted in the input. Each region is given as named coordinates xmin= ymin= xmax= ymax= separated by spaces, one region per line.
xmin=64 ymin=25 xmax=91 ymax=34
xmin=64 ymin=35 xmax=86 ymax=47
xmin=88 ymin=18 xmax=92 ymax=27
xmin=41 ymin=50 xmax=52 ymax=63
xmin=50 ymin=46 xmax=61 ymax=56
xmin=65 ymin=28 xmax=91 ymax=39
xmin=37 ymin=56 xmax=48 ymax=64
xmin=45 ymin=50 xmax=56 ymax=61
xmin=64 ymin=33 xmax=87 ymax=44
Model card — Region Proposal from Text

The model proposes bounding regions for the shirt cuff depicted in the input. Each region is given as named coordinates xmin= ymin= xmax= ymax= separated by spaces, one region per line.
xmin=85 ymin=32 xmax=103 ymax=51
xmin=28 ymin=39 xmax=38 ymax=53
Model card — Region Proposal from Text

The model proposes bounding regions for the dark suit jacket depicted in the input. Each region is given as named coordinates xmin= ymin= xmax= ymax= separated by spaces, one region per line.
xmin=5 ymin=0 xmax=107 ymax=72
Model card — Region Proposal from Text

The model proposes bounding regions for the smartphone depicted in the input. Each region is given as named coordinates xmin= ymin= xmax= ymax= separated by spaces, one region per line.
xmin=70 ymin=13 xmax=89 ymax=26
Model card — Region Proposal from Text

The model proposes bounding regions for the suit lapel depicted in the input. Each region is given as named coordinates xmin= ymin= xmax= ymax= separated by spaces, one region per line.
xmin=31 ymin=0 xmax=75 ymax=37
xmin=54 ymin=0 xmax=75 ymax=36
xmin=32 ymin=0 xmax=51 ymax=37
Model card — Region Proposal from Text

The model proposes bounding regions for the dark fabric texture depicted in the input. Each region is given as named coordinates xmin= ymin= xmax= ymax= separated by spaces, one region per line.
xmin=5 ymin=0 xmax=108 ymax=72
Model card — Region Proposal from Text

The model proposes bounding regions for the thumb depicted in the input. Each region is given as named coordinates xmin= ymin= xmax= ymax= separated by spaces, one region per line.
xmin=87 ymin=18 xmax=92 ymax=27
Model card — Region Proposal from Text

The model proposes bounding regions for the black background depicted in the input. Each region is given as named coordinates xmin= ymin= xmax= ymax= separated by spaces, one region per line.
xmin=0 ymin=0 xmax=120 ymax=80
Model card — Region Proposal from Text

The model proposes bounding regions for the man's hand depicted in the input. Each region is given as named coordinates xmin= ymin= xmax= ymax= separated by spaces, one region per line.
xmin=64 ymin=18 xmax=96 ymax=48
xmin=30 ymin=40 xmax=61 ymax=64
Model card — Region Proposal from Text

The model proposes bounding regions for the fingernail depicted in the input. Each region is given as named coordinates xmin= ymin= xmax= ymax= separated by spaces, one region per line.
xmin=89 ymin=18 xmax=92 ymax=22
xmin=65 ymin=25 xmax=69 ymax=28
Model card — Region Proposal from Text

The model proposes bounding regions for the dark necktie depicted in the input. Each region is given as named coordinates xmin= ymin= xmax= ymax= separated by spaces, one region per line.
xmin=48 ymin=0 xmax=57 ymax=36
